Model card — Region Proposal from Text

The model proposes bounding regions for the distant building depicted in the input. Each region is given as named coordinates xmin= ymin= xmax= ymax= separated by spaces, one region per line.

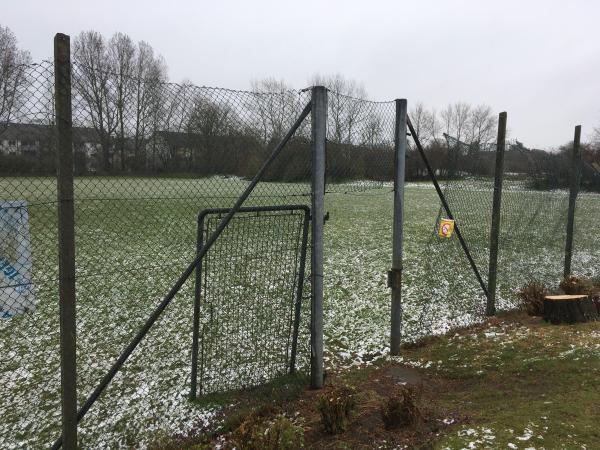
xmin=0 ymin=123 xmax=102 ymax=172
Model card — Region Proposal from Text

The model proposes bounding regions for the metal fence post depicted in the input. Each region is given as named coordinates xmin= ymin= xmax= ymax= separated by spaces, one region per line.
xmin=54 ymin=33 xmax=77 ymax=450
xmin=290 ymin=208 xmax=311 ymax=374
xmin=310 ymin=86 xmax=327 ymax=389
xmin=564 ymin=125 xmax=582 ymax=278
xmin=389 ymin=99 xmax=407 ymax=355
xmin=190 ymin=217 xmax=204 ymax=400
xmin=486 ymin=111 xmax=507 ymax=316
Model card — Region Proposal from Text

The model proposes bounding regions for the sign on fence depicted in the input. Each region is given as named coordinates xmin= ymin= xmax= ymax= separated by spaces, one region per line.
xmin=0 ymin=201 xmax=35 ymax=318
xmin=438 ymin=218 xmax=455 ymax=239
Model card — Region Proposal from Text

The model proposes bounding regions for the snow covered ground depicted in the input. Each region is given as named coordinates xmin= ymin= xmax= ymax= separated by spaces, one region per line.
xmin=1 ymin=177 xmax=599 ymax=448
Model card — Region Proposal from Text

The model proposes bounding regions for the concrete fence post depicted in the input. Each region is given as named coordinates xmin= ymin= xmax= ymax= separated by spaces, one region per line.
xmin=310 ymin=86 xmax=327 ymax=389
xmin=54 ymin=32 xmax=78 ymax=450
xmin=486 ymin=111 xmax=507 ymax=316
xmin=389 ymin=99 xmax=407 ymax=355
xmin=564 ymin=125 xmax=582 ymax=278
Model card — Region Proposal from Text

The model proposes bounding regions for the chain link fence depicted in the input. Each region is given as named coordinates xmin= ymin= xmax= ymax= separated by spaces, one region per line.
xmin=0 ymin=60 xmax=62 ymax=449
xmin=2 ymin=51 xmax=599 ymax=448
xmin=193 ymin=205 xmax=310 ymax=395
xmin=409 ymin=133 xmax=600 ymax=340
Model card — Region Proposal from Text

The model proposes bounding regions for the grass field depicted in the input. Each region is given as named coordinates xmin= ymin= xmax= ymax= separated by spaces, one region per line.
xmin=189 ymin=312 xmax=600 ymax=449
xmin=1 ymin=176 xmax=599 ymax=448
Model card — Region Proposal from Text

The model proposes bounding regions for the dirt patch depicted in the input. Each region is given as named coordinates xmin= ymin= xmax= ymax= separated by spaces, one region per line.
xmin=291 ymin=364 xmax=465 ymax=449
xmin=384 ymin=365 xmax=424 ymax=385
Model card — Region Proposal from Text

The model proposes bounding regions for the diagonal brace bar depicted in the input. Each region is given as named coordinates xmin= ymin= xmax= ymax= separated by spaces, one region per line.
xmin=407 ymin=116 xmax=489 ymax=300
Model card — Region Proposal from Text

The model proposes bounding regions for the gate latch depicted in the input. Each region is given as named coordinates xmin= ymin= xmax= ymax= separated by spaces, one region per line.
xmin=387 ymin=267 xmax=403 ymax=289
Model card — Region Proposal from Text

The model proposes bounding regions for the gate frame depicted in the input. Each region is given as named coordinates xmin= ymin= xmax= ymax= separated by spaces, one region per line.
xmin=190 ymin=205 xmax=311 ymax=399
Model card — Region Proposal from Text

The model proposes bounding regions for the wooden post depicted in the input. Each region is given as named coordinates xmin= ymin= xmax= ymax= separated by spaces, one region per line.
xmin=487 ymin=112 xmax=507 ymax=316
xmin=390 ymin=99 xmax=407 ymax=355
xmin=55 ymin=32 xmax=78 ymax=450
xmin=564 ymin=125 xmax=582 ymax=278
xmin=310 ymin=86 xmax=327 ymax=389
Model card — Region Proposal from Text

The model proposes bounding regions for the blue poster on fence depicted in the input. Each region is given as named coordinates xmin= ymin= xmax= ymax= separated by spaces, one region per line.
xmin=0 ymin=201 xmax=35 ymax=318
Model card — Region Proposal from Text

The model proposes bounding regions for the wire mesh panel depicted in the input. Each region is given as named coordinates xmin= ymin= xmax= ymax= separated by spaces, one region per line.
xmin=324 ymin=93 xmax=395 ymax=192
xmin=409 ymin=133 xmax=571 ymax=340
xmin=1 ymin=55 xmax=314 ymax=448
xmin=572 ymin=161 xmax=600 ymax=279
xmin=195 ymin=206 xmax=310 ymax=395
xmin=321 ymin=96 xmax=396 ymax=367
xmin=0 ymin=60 xmax=63 ymax=449
xmin=66 ymin=69 xmax=313 ymax=447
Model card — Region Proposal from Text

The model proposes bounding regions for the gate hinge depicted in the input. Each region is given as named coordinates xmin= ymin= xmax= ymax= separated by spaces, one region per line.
xmin=387 ymin=267 xmax=403 ymax=289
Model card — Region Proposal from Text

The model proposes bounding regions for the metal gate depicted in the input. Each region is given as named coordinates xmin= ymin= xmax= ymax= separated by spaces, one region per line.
xmin=190 ymin=205 xmax=310 ymax=397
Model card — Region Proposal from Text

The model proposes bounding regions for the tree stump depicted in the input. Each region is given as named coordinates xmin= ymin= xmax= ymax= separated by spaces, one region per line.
xmin=543 ymin=295 xmax=599 ymax=325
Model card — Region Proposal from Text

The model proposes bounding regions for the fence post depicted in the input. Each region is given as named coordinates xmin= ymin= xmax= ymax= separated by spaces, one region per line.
xmin=55 ymin=33 xmax=77 ymax=450
xmin=486 ymin=111 xmax=507 ymax=316
xmin=564 ymin=125 xmax=582 ymax=278
xmin=389 ymin=99 xmax=407 ymax=355
xmin=190 ymin=216 xmax=204 ymax=400
xmin=310 ymin=86 xmax=327 ymax=389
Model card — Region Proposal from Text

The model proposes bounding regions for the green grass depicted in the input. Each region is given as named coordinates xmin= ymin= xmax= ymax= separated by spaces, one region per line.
xmin=194 ymin=313 xmax=600 ymax=449
xmin=411 ymin=316 xmax=600 ymax=449
xmin=1 ymin=176 xmax=600 ymax=448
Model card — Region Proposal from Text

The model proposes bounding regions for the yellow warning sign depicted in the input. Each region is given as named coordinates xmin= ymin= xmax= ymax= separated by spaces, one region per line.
xmin=438 ymin=219 xmax=455 ymax=238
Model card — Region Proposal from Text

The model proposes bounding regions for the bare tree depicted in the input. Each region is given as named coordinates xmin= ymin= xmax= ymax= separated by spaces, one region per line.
xmin=73 ymin=31 xmax=118 ymax=171
xmin=409 ymin=102 xmax=435 ymax=145
xmin=467 ymin=104 xmax=495 ymax=147
xmin=430 ymin=108 xmax=441 ymax=145
xmin=74 ymin=30 xmax=169 ymax=172
xmin=108 ymin=32 xmax=136 ymax=170
xmin=187 ymin=97 xmax=235 ymax=172
xmin=153 ymin=80 xmax=197 ymax=170
xmin=163 ymin=80 xmax=196 ymax=132
xmin=360 ymin=112 xmax=383 ymax=147
xmin=250 ymin=78 xmax=299 ymax=143
xmin=592 ymin=126 xmax=600 ymax=151
xmin=130 ymin=41 xmax=167 ymax=169
xmin=441 ymin=102 xmax=471 ymax=144
xmin=310 ymin=73 xmax=369 ymax=144
xmin=0 ymin=25 xmax=31 ymax=132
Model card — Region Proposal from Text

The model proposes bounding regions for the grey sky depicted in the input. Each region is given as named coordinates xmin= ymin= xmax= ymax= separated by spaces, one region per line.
xmin=4 ymin=0 xmax=600 ymax=149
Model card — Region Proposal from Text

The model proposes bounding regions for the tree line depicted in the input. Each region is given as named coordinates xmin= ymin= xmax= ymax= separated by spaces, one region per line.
xmin=2 ymin=24 xmax=599 ymax=186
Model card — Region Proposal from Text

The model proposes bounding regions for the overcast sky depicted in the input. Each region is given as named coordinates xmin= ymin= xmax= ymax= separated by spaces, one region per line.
xmin=4 ymin=0 xmax=600 ymax=149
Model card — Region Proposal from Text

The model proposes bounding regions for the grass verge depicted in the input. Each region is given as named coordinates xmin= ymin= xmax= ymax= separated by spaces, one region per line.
xmin=156 ymin=311 xmax=600 ymax=449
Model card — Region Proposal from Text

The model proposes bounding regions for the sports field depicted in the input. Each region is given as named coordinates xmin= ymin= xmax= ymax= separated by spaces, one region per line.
xmin=1 ymin=176 xmax=599 ymax=448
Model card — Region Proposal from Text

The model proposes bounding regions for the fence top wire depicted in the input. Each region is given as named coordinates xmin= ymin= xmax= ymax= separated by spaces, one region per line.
xmin=2 ymin=61 xmax=401 ymax=194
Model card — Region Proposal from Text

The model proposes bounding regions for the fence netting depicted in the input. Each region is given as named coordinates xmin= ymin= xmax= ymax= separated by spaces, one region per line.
xmin=321 ymin=96 xmax=396 ymax=367
xmin=0 ymin=60 xmax=62 ymax=449
xmin=1 ymin=59 xmax=315 ymax=448
xmin=407 ymin=134 xmax=576 ymax=339
xmin=572 ymin=160 xmax=600 ymax=279
xmin=194 ymin=206 xmax=310 ymax=395
xmin=69 ymin=65 xmax=314 ymax=448
xmin=4 ymin=56 xmax=600 ymax=449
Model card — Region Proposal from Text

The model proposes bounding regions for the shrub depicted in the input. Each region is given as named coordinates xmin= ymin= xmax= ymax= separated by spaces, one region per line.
xmin=380 ymin=385 xmax=423 ymax=430
xmin=518 ymin=282 xmax=548 ymax=316
xmin=233 ymin=413 xmax=304 ymax=450
xmin=316 ymin=385 xmax=357 ymax=434
xmin=560 ymin=275 xmax=600 ymax=314
xmin=559 ymin=275 xmax=594 ymax=295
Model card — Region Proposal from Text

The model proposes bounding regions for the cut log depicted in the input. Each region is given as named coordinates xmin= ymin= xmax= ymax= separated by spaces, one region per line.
xmin=543 ymin=295 xmax=599 ymax=325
